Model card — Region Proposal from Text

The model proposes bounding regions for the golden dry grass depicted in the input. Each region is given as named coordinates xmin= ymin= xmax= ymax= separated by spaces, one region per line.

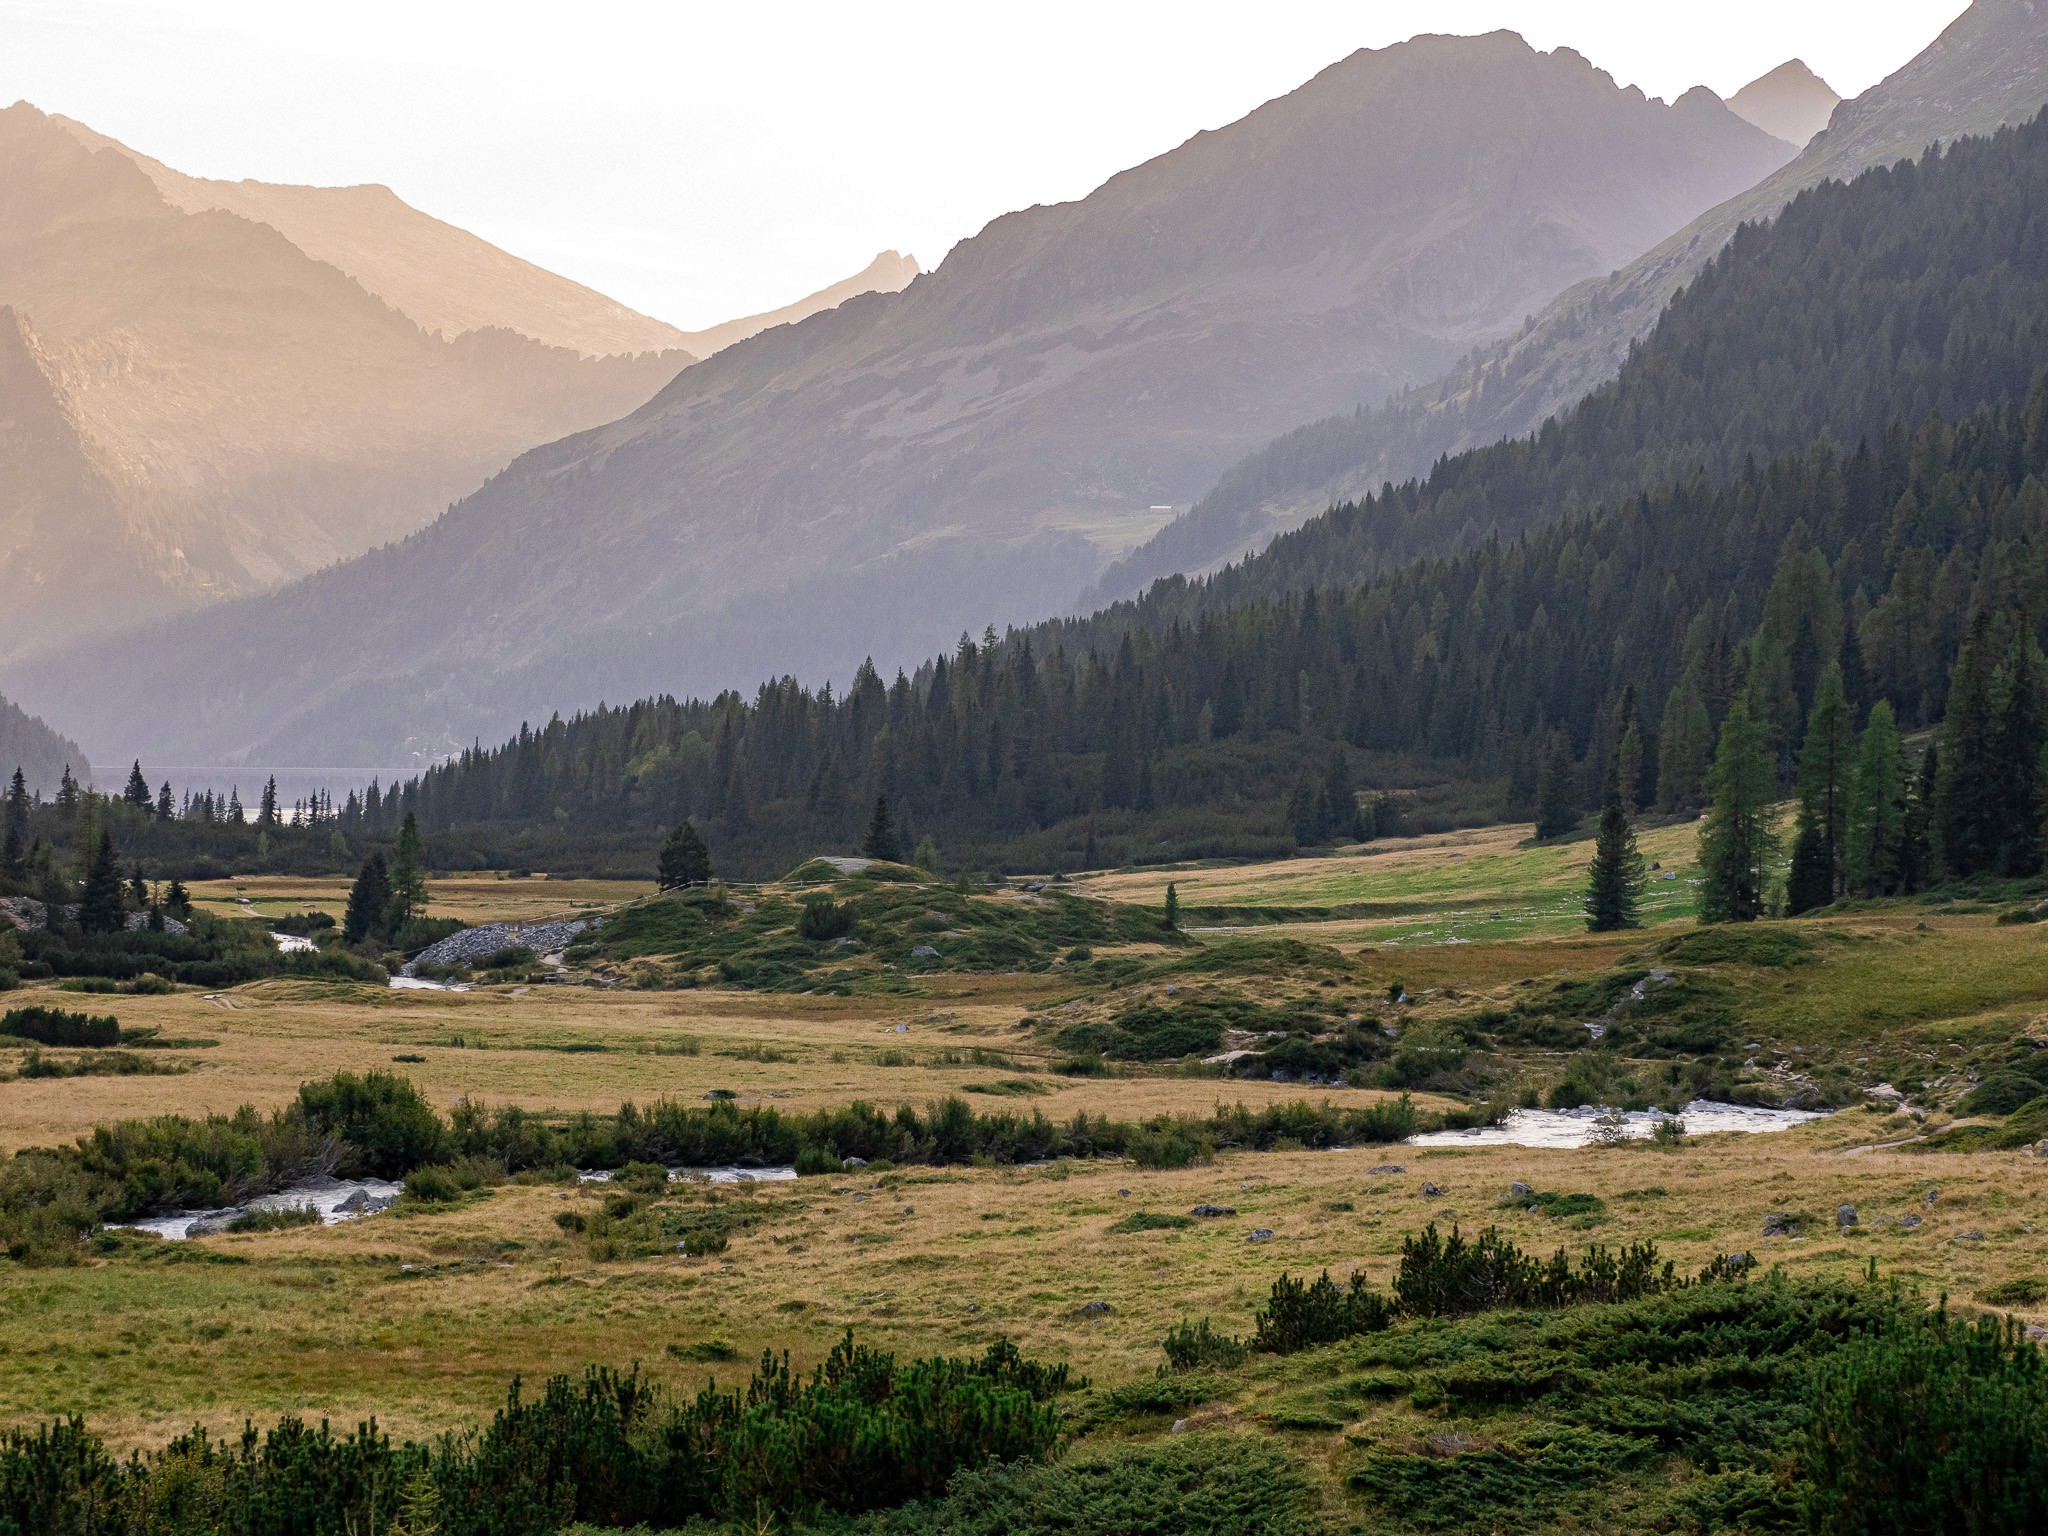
xmin=186 ymin=875 xmax=649 ymax=927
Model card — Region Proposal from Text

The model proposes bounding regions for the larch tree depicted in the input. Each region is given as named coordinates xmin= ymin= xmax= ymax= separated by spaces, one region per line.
xmin=1845 ymin=700 xmax=1909 ymax=898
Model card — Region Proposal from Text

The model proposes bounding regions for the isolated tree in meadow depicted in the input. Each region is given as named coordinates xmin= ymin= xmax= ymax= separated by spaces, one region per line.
xmin=1585 ymin=757 xmax=1645 ymax=932
xmin=387 ymin=812 xmax=428 ymax=933
xmin=862 ymin=795 xmax=901 ymax=864
xmin=1164 ymin=881 xmax=1180 ymax=932
xmin=1534 ymin=729 xmax=1579 ymax=839
xmin=658 ymin=820 xmax=713 ymax=889
xmin=78 ymin=829 xmax=125 ymax=935
xmin=1845 ymin=700 xmax=1909 ymax=898
xmin=1697 ymin=697 xmax=1778 ymax=923
xmin=344 ymin=854 xmax=392 ymax=944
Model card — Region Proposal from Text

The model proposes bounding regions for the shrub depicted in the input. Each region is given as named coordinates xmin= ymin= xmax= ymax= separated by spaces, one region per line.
xmin=1123 ymin=1119 xmax=1214 ymax=1169
xmin=1393 ymin=1224 xmax=1676 ymax=1316
xmin=403 ymin=1166 xmax=462 ymax=1203
xmin=796 ymin=895 xmax=856 ymax=941
xmin=793 ymin=1143 xmax=842 ymax=1176
xmin=1252 ymin=1269 xmax=1393 ymax=1354
xmin=1108 ymin=1210 xmax=1195 ymax=1233
xmin=297 ymin=1071 xmax=448 ymax=1178
xmin=1804 ymin=1310 xmax=2048 ymax=1533
xmin=0 ymin=1007 xmax=119 ymax=1048
xmin=225 ymin=1203 xmax=321 ymax=1233
xmin=1961 ymin=1072 xmax=2045 ymax=1116
xmin=1161 ymin=1317 xmax=1250 ymax=1371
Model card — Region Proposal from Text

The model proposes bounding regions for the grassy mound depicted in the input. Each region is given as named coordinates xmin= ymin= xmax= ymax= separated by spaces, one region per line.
xmin=577 ymin=874 xmax=1182 ymax=993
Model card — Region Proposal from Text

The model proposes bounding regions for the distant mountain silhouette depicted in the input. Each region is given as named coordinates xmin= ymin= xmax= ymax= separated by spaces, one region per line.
xmin=1088 ymin=0 xmax=2048 ymax=608
xmin=29 ymin=31 xmax=1798 ymax=773
xmin=1728 ymin=59 xmax=1841 ymax=146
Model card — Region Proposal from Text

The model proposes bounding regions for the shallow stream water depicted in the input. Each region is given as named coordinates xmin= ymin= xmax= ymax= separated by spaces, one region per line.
xmin=1405 ymin=1100 xmax=1826 ymax=1149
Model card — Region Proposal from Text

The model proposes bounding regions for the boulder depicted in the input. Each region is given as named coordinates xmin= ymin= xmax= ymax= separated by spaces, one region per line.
xmin=1837 ymin=1205 xmax=1859 ymax=1227
xmin=1421 ymin=1181 xmax=1446 ymax=1197
xmin=1368 ymin=1164 xmax=1405 ymax=1175
xmin=1761 ymin=1212 xmax=1798 ymax=1237
xmin=1190 ymin=1204 xmax=1237 ymax=1218
xmin=1079 ymin=1300 xmax=1113 ymax=1317
xmin=1246 ymin=1228 xmax=1274 ymax=1243
xmin=1510 ymin=1181 xmax=1534 ymax=1199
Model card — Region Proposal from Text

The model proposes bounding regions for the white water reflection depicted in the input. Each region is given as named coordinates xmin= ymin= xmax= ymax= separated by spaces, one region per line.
xmin=578 ymin=1166 xmax=797 ymax=1185
xmin=122 ymin=1176 xmax=404 ymax=1239
xmin=1407 ymin=1100 xmax=1826 ymax=1149
xmin=270 ymin=931 xmax=317 ymax=953
xmin=389 ymin=976 xmax=472 ymax=992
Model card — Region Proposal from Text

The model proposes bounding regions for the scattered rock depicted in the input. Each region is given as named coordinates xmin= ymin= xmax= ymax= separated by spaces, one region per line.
xmin=892 ymin=1023 xmax=908 ymax=1034
xmin=1510 ymin=1181 xmax=1534 ymax=1199
xmin=1837 ymin=1205 xmax=1859 ymax=1227
xmin=1079 ymin=1300 xmax=1113 ymax=1317
xmin=1925 ymin=1189 xmax=1941 ymax=1206
xmin=1190 ymin=1204 xmax=1236 ymax=1218
xmin=1171 ymin=1419 xmax=1189 ymax=1434
xmin=1117 ymin=1188 xmax=1132 ymax=1197
xmin=1421 ymin=1182 xmax=1445 ymax=1197
xmin=1762 ymin=1212 xmax=1799 ymax=1237
xmin=403 ymin=919 xmax=594 ymax=976
xmin=335 ymin=1189 xmax=372 ymax=1214
xmin=1954 ymin=1230 xmax=1985 ymax=1243
xmin=908 ymin=945 xmax=940 ymax=959
xmin=1246 ymin=1229 xmax=1274 ymax=1243
xmin=901 ymin=1205 xmax=914 ymax=1215
xmin=2027 ymin=1324 xmax=2048 ymax=1343
xmin=1901 ymin=1215 xmax=1924 ymax=1230
xmin=1368 ymin=1164 xmax=1405 ymax=1176
xmin=1165 ymin=986 xmax=1179 ymax=997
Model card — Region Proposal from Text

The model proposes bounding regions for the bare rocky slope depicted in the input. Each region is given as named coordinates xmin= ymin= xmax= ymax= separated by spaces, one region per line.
xmin=1727 ymin=60 xmax=1841 ymax=147
xmin=1088 ymin=0 xmax=2048 ymax=607
xmin=21 ymin=31 xmax=1798 ymax=773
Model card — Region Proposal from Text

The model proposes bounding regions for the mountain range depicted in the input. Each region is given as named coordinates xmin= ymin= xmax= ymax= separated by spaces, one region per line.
xmin=18 ymin=30 xmax=1803 ymax=774
xmin=0 ymin=105 xmax=915 ymax=666
xmin=1088 ymin=0 xmax=2048 ymax=605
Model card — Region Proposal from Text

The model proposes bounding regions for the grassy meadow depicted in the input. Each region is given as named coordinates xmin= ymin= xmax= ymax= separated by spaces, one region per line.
xmin=4 ymin=822 xmax=2048 ymax=1527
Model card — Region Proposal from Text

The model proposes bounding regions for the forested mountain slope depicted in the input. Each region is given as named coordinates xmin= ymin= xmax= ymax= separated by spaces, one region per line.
xmin=22 ymin=31 xmax=1797 ymax=772
xmin=0 ymin=694 xmax=87 ymax=796
xmin=0 ymin=103 xmax=694 ymax=660
xmin=1091 ymin=0 xmax=2048 ymax=604
xmin=327 ymin=108 xmax=2048 ymax=877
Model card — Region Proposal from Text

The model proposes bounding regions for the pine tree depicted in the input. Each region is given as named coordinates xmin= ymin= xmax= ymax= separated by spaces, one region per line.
xmin=78 ymin=829 xmax=125 ymax=934
xmin=658 ymin=820 xmax=713 ymax=889
xmin=1585 ymin=757 xmax=1645 ymax=932
xmin=1534 ymin=729 xmax=1578 ymax=839
xmin=122 ymin=761 xmax=151 ymax=813
xmin=227 ymin=786 xmax=243 ymax=822
xmin=1164 ymin=882 xmax=1180 ymax=932
xmin=259 ymin=776 xmax=280 ymax=828
xmin=128 ymin=864 xmax=148 ymax=910
xmin=55 ymin=766 xmax=78 ymax=821
xmin=1937 ymin=613 xmax=2000 ymax=878
xmin=156 ymin=781 xmax=174 ymax=820
xmin=1316 ymin=751 xmax=1355 ymax=841
xmin=344 ymin=854 xmax=392 ymax=944
xmin=387 ymin=812 xmax=428 ymax=933
xmin=1698 ymin=697 xmax=1779 ymax=923
xmin=1287 ymin=768 xmax=1319 ymax=846
xmin=1845 ymin=700 xmax=1909 ymax=898
xmin=166 ymin=877 xmax=191 ymax=916
xmin=862 ymin=796 xmax=901 ymax=863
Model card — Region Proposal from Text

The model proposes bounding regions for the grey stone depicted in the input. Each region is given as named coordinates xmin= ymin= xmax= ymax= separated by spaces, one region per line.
xmin=843 ymin=1156 xmax=868 ymax=1170
xmin=1080 ymin=1300 xmax=1113 ymax=1316
xmin=908 ymin=945 xmax=940 ymax=959
xmin=1762 ymin=1212 xmax=1798 ymax=1237
xmin=1510 ymin=1181 xmax=1534 ymax=1199
xmin=403 ymin=919 xmax=594 ymax=976
xmin=1421 ymin=1181 xmax=1445 ymax=1197
xmin=1837 ymin=1205 xmax=1859 ymax=1227
xmin=1117 ymin=1188 xmax=1131 ymax=1197
xmin=1171 ymin=1419 xmax=1189 ymax=1434
xmin=1901 ymin=1215 xmax=1924 ymax=1230
xmin=1368 ymin=1164 xmax=1405 ymax=1175
xmin=1954 ymin=1230 xmax=1985 ymax=1242
xmin=1246 ymin=1228 xmax=1274 ymax=1243
xmin=1190 ymin=1204 xmax=1236 ymax=1218
xmin=335 ymin=1189 xmax=371 ymax=1213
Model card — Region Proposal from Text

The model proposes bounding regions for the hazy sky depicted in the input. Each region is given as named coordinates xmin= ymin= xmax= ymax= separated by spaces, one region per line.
xmin=2 ymin=0 xmax=1971 ymax=330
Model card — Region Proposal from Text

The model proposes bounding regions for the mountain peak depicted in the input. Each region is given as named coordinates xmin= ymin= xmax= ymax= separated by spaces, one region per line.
xmin=1728 ymin=58 xmax=1842 ymax=146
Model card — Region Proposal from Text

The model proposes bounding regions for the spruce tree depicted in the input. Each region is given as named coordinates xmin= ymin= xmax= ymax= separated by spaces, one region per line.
xmin=55 ymin=766 xmax=78 ymax=822
xmin=344 ymin=854 xmax=392 ymax=944
xmin=1 ymin=769 xmax=27 ymax=884
xmin=1937 ymin=614 xmax=2000 ymax=878
xmin=658 ymin=820 xmax=713 ymax=889
xmin=166 ymin=877 xmax=191 ymax=916
xmin=259 ymin=777 xmax=280 ymax=829
xmin=156 ymin=781 xmax=174 ymax=820
xmin=122 ymin=761 xmax=151 ymax=812
xmin=78 ymin=829 xmax=125 ymax=935
xmin=1584 ymin=757 xmax=1645 ymax=932
xmin=1845 ymin=701 xmax=1908 ymax=898
xmin=862 ymin=796 xmax=901 ymax=863
xmin=1534 ymin=729 xmax=1578 ymax=839
xmin=1316 ymin=751 xmax=1355 ymax=841
xmin=387 ymin=812 xmax=428 ymax=933
xmin=1164 ymin=881 xmax=1180 ymax=932
xmin=1697 ymin=697 xmax=1779 ymax=923
xmin=1287 ymin=769 xmax=1319 ymax=846
xmin=128 ymin=864 xmax=148 ymax=910
xmin=1900 ymin=743 xmax=1938 ymax=893
xmin=1991 ymin=631 xmax=2047 ymax=876
xmin=1787 ymin=665 xmax=1854 ymax=913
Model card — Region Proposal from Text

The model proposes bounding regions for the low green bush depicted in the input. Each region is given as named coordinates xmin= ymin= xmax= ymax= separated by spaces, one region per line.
xmin=0 ymin=1007 xmax=119 ymax=1048
xmin=224 ymin=1204 xmax=321 ymax=1234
